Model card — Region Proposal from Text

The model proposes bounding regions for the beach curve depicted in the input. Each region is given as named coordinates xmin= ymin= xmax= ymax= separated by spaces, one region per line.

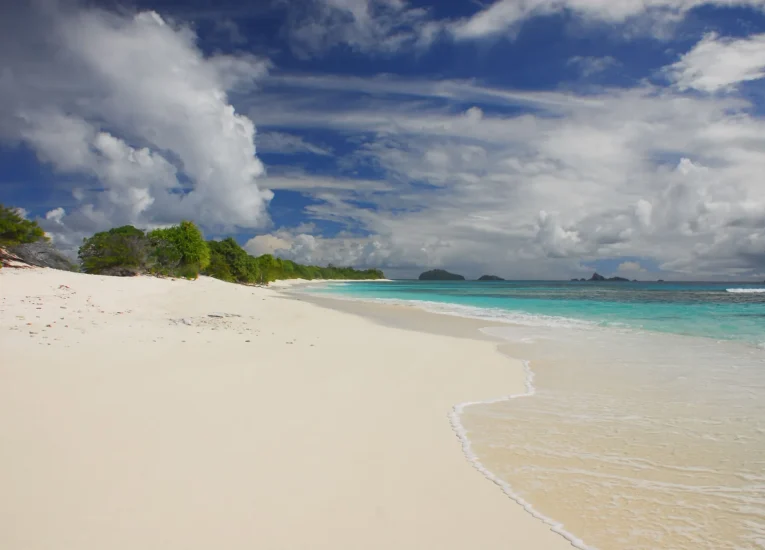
xmin=0 ymin=268 xmax=574 ymax=550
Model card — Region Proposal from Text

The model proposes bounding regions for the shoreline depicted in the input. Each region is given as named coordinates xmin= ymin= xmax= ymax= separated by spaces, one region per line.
xmin=0 ymin=269 xmax=573 ymax=550
xmin=287 ymin=284 xmax=765 ymax=550
xmin=268 ymin=278 xmax=393 ymax=288
xmin=285 ymin=291 xmax=594 ymax=550
xmin=286 ymin=289 xmax=595 ymax=549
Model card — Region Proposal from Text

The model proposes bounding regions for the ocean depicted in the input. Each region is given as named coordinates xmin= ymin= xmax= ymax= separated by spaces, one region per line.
xmin=307 ymin=280 xmax=765 ymax=549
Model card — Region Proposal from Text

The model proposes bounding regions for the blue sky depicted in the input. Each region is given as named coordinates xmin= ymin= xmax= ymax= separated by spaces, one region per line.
xmin=2 ymin=0 xmax=765 ymax=279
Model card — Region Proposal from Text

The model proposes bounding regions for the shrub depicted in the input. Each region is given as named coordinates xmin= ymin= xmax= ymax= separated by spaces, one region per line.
xmin=148 ymin=221 xmax=210 ymax=279
xmin=0 ymin=204 xmax=47 ymax=247
xmin=78 ymin=225 xmax=149 ymax=274
xmin=204 ymin=250 xmax=235 ymax=282
xmin=205 ymin=238 xmax=260 ymax=283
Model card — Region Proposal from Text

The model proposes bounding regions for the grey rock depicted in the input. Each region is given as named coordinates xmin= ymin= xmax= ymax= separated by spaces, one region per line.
xmin=99 ymin=265 xmax=141 ymax=277
xmin=9 ymin=241 xmax=76 ymax=271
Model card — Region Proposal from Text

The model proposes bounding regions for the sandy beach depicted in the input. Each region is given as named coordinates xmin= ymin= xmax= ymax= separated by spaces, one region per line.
xmin=0 ymin=269 xmax=572 ymax=550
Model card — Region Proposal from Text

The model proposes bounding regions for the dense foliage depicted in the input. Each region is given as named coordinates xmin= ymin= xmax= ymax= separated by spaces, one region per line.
xmin=263 ymin=258 xmax=385 ymax=283
xmin=148 ymin=221 xmax=211 ymax=278
xmin=79 ymin=221 xmax=210 ymax=279
xmin=203 ymin=237 xmax=384 ymax=284
xmin=205 ymin=237 xmax=261 ymax=283
xmin=79 ymin=225 xmax=149 ymax=274
xmin=3 ymin=207 xmax=386 ymax=281
xmin=76 ymin=219 xmax=385 ymax=282
xmin=0 ymin=204 xmax=47 ymax=247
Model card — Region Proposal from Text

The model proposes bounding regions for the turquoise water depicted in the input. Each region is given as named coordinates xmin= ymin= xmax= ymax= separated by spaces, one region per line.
xmin=311 ymin=279 xmax=765 ymax=549
xmin=312 ymin=281 xmax=765 ymax=345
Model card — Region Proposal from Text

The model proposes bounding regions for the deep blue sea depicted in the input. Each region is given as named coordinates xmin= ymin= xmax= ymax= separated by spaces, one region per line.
xmin=312 ymin=280 xmax=765 ymax=346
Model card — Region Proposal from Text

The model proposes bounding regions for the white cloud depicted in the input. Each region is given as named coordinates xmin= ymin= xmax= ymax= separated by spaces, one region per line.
xmin=568 ymin=56 xmax=619 ymax=77
xmin=262 ymin=172 xmax=393 ymax=191
xmin=450 ymin=1 xmax=765 ymax=41
xmin=245 ymin=65 xmax=765 ymax=279
xmin=617 ymin=261 xmax=646 ymax=273
xmin=12 ymin=207 xmax=30 ymax=220
xmin=244 ymin=232 xmax=295 ymax=257
xmin=667 ymin=32 xmax=765 ymax=92
xmin=285 ymin=0 xmax=435 ymax=57
xmin=45 ymin=208 xmax=66 ymax=224
xmin=271 ymin=0 xmax=765 ymax=56
xmin=0 ymin=3 xmax=273 ymax=251
xmin=257 ymin=132 xmax=332 ymax=155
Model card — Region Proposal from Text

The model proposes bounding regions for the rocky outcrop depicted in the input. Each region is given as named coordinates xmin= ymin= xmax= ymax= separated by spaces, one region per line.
xmin=589 ymin=273 xmax=631 ymax=282
xmin=1 ymin=247 xmax=34 ymax=268
xmin=8 ymin=241 xmax=76 ymax=271
xmin=418 ymin=269 xmax=465 ymax=281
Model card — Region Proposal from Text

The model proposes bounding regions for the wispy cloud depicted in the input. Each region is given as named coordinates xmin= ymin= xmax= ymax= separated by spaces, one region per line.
xmin=284 ymin=0 xmax=436 ymax=57
xmin=568 ymin=56 xmax=620 ymax=77
xmin=257 ymin=132 xmax=333 ymax=156
xmin=667 ymin=32 xmax=765 ymax=92
xmin=449 ymin=0 xmax=765 ymax=42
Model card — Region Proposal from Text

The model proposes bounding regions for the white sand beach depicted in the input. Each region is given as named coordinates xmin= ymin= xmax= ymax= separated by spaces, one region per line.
xmin=0 ymin=268 xmax=572 ymax=550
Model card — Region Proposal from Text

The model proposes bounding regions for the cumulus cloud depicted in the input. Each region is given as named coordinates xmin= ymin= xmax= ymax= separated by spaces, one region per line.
xmin=0 ymin=1 xmax=272 ymax=252
xmin=667 ymin=32 xmax=765 ymax=92
xmin=617 ymin=261 xmax=646 ymax=273
xmin=244 ymin=232 xmax=295 ymax=257
xmin=245 ymin=64 xmax=765 ymax=279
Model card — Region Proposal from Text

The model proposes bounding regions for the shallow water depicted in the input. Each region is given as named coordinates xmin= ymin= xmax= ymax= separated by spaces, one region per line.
xmin=313 ymin=280 xmax=765 ymax=345
xmin=466 ymin=326 xmax=765 ymax=549
xmin=313 ymin=281 xmax=765 ymax=549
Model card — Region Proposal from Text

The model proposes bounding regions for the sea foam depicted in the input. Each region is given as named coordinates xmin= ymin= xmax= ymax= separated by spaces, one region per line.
xmin=449 ymin=353 xmax=594 ymax=550
xmin=308 ymin=294 xmax=598 ymax=330
xmin=727 ymin=288 xmax=765 ymax=294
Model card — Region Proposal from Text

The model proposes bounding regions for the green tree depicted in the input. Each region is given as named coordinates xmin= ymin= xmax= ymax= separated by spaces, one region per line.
xmin=255 ymin=254 xmax=278 ymax=283
xmin=0 ymin=204 xmax=47 ymax=247
xmin=74 ymin=219 xmax=386 ymax=283
xmin=78 ymin=225 xmax=149 ymax=274
xmin=204 ymin=251 xmax=234 ymax=282
xmin=204 ymin=238 xmax=260 ymax=283
xmin=148 ymin=221 xmax=210 ymax=279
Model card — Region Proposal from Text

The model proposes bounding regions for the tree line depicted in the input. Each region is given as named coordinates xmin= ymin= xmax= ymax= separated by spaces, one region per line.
xmin=1 ymin=204 xmax=385 ymax=282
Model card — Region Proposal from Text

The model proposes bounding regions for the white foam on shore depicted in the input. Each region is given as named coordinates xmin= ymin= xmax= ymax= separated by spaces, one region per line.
xmin=299 ymin=287 xmax=765 ymax=548
xmin=449 ymin=339 xmax=595 ymax=550
xmin=296 ymin=288 xmax=597 ymax=547
xmin=726 ymin=288 xmax=765 ymax=293
xmin=304 ymin=293 xmax=598 ymax=330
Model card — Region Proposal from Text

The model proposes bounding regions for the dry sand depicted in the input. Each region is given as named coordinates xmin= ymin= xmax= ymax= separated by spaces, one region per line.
xmin=0 ymin=268 xmax=572 ymax=550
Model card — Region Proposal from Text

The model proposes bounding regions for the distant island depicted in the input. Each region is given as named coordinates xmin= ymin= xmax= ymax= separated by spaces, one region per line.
xmin=571 ymin=273 xmax=632 ymax=282
xmin=477 ymin=275 xmax=505 ymax=281
xmin=419 ymin=269 xmax=465 ymax=281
